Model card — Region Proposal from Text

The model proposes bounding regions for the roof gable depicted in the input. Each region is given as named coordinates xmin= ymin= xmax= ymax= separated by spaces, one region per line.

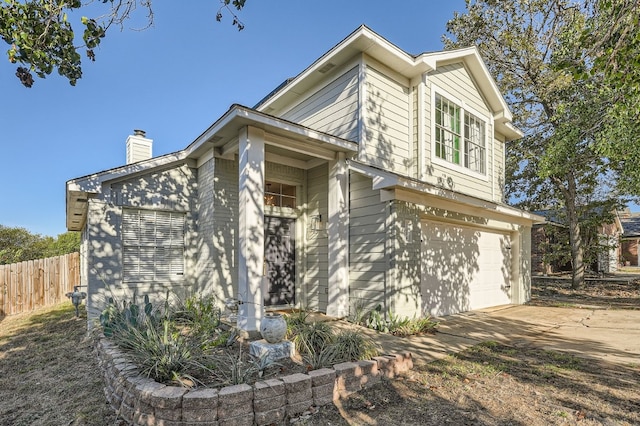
xmin=256 ymin=25 xmax=521 ymax=139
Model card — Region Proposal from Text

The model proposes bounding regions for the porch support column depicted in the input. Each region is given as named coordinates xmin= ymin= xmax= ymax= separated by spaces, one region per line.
xmin=237 ymin=126 xmax=265 ymax=332
xmin=327 ymin=151 xmax=349 ymax=318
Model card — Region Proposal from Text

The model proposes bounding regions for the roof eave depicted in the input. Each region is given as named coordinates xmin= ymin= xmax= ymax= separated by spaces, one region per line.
xmin=348 ymin=160 xmax=544 ymax=225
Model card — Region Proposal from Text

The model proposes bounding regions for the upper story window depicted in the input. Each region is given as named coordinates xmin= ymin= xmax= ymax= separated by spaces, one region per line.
xmin=435 ymin=95 xmax=462 ymax=165
xmin=264 ymin=181 xmax=296 ymax=208
xmin=434 ymin=93 xmax=487 ymax=175
xmin=464 ymin=112 xmax=486 ymax=174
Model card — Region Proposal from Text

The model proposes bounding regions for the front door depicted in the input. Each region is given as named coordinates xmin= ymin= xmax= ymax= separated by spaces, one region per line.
xmin=264 ymin=216 xmax=296 ymax=306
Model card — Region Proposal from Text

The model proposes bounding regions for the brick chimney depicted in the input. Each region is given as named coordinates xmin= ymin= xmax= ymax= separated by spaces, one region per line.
xmin=126 ymin=129 xmax=153 ymax=164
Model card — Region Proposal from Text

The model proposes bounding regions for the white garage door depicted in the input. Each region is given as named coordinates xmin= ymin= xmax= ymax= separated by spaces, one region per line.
xmin=421 ymin=221 xmax=512 ymax=316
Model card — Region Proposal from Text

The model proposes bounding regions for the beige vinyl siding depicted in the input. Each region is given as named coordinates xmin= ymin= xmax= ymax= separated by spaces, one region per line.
xmin=196 ymin=156 xmax=215 ymax=294
xmin=305 ymin=164 xmax=328 ymax=311
xmin=195 ymin=157 xmax=238 ymax=301
xmin=280 ymin=67 xmax=359 ymax=141
xmin=86 ymin=164 xmax=198 ymax=321
xmin=424 ymin=63 xmax=496 ymax=201
xmin=349 ymin=172 xmax=387 ymax=313
xmin=363 ymin=66 xmax=411 ymax=175
xmin=389 ymin=201 xmax=422 ymax=318
xmin=493 ymin=134 xmax=505 ymax=202
xmin=412 ymin=85 xmax=419 ymax=179
xmin=211 ymin=158 xmax=239 ymax=297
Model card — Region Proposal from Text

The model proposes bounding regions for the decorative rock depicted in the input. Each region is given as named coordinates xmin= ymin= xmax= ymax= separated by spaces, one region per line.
xmin=259 ymin=313 xmax=287 ymax=343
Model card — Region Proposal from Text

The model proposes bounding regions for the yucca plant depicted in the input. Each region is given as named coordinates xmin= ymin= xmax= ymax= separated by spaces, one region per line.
xmin=207 ymin=346 xmax=280 ymax=386
xmin=302 ymin=345 xmax=339 ymax=370
xmin=389 ymin=315 xmax=439 ymax=337
xmin=331 ymin=330 xmax=379 ymax=362
xmin=285 ymin=309 xmax=310 ymax=338
xmin=115 ymin=318 xmax=199 ymax=383
xmin=290 ymin=320 xmax=335 ymax=356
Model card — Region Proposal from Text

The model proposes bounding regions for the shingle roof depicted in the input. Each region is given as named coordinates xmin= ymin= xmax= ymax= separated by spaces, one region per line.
xmin=621 ymin=213 xmax=640 ymax=238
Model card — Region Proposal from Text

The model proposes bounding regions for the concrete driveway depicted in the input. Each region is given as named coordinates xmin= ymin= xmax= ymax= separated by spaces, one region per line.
xmin=370 ymin=305 xmax=640 ymax=367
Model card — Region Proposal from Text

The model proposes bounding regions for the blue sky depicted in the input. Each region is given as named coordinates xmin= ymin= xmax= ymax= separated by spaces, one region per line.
xmin=1 ymin=1 xmax=635 ymax=237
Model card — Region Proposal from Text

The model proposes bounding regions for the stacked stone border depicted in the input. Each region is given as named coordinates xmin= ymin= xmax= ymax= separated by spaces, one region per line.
xmin=96 ymin=338 xmax=413 ymax=426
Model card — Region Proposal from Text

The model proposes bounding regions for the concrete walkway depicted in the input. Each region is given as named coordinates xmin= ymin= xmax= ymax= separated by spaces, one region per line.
xmin=336 ymin=305 xmax=640 ymax=367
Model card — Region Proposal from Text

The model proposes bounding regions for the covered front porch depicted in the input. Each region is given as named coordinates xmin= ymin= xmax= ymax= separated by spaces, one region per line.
xmin=188 ymin=106 xmax=358 ymax=332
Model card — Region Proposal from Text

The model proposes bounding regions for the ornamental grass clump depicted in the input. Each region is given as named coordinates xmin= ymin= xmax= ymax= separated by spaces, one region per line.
xmin=99 ymin=292 xmax=227 ymax=386
xmin=285 ymin=310 xmax=379 ymax=369
xmin=357 ymin=304 xmax=439 ymax=337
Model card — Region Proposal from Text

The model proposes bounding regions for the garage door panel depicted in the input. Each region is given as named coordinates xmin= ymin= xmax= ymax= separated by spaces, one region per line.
xmin=421 ymin=221 xmax=512 ymax=316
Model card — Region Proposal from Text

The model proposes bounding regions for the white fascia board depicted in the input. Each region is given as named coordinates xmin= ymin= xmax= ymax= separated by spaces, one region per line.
xmin=67 ymin=151 xmax=190 ymax=194
xmin=498 ymin=121 xmax=524 ymax=140
xmin=65 ymin=152 xmax=190 ymax=231
xmin=257 ymin=26 xmax=431 ymax=112
xmin=348 ymin=160 xmax=544 ymax=224
xmin=187 ymin=105 xmax=358 ymax=157
xmin=424 ymin=47 xmax=515 ymax=126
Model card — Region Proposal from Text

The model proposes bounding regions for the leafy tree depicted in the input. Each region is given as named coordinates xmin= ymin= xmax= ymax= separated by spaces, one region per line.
xmin=578 ymin=0 xmax=640 ymax=196
xmin=45 ymin=231 xmax=81 ymax=257
xmin=0 ymin=225 xmax=80 ymax=264
xmin=444 ymin=0 xmax=634 ymax=288
xmin=0 ymin=225 xmax=46 ymax=264
xmin=1 ymin=0 xmax=246 ymax=87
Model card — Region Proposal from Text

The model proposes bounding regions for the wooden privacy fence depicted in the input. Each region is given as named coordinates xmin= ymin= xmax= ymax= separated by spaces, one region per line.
xmin=0 ymin=252 xmax=80 ymax=316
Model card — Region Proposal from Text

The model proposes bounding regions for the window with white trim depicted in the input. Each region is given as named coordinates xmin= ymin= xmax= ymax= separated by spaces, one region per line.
xmin=464 ymin=111 xmax=486 ymax=174
xmin=434 ymin=93 xmax=487 ymax=175
xmin=122 ymin=209 xmax=185 ymax=282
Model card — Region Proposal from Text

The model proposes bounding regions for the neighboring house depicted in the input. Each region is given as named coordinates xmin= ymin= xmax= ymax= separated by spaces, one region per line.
xmin=66 ymin=26 xmax=542 ymax=332
xmin=531 ymin=210 xmax=622 ymax=275
xmin=620 ymin=210 xmax=640 ymax=266
xmin=531 ymin=221 xmax=570 ymax=275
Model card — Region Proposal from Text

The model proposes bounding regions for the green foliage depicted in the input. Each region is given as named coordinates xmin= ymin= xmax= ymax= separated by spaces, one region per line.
xmin=358 ymin=305 xmax=438 ymax=337
xmin=0 ymin=0 xmax=103 ymax=87
xmin=332 ymin=330 xmax=379 ymax=362
xmin=99 ymin=293 xmax=157 ymax=337
xmin=1 ymin=0 xmax=247 ymax=87
xmin=116 ymin=317 xmax=197 ymax=383
xmin=208 ymin=347 xmax=280 ymax=386
xmin=45 ymin=231 xmax=81 ymax=257
xmin=284 ymin=309 xmax=379 ymax=369
xmin=0 ymin=225 xmax=79 ymax=265
xmin=286 ymin=316 xmax=334 ymax=356
xmin=177 ymin=294 xmax=222 ymax=347
xmin=100 ymin=292 xmax=276 ymax=386
xmin=392 ymin=316 xmax=439 ymax=338
xmin=444 ymin=0 xmax=638 ymax=288
xmin=579 ymin=0 xmax=640 ymax=196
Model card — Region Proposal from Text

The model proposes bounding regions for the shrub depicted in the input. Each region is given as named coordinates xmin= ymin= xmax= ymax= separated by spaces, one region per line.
xmin=99 ymin=293 xmax=158 ymax=337
xmin=331 ymin=330 xmax=379 ymax=362
xmin=115 ymin=317 xmax=202 ymax=383
xmin=358 ymin=304 xmax=439 ymax=337
xmin=99 ymin=292 xmax=227 ymax=385
xmin=290 ymin=320 xmax=334 ymax=356
xmin=175 ymin=294 xmax=222 ymax=349
xmin=392 ymin=316 xmax=439 ymax=337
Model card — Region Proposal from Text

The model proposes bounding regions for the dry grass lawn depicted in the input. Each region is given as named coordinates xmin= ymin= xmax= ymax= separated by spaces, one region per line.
xmin=1 ymin=277 xmax=639 ymax=425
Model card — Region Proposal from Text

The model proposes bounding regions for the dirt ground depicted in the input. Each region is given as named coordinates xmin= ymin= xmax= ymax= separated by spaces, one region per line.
xmin=529 ymin=275 xmax=640 ymax=310
xmin=1 ymin=277 xmax=639 ymax=426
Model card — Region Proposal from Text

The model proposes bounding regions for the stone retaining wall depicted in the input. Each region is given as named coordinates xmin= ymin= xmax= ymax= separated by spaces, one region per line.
xmin=96 ymin=338 xmax=413 ymax=426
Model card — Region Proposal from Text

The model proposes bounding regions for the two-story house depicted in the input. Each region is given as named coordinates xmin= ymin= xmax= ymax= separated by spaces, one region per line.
xmin=66 ymin=26 xmax=541 ymax=332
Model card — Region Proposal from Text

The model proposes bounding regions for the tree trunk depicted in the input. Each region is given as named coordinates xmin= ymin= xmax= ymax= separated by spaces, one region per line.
xmin=565 ymin=174 xmax=585 ymax=289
